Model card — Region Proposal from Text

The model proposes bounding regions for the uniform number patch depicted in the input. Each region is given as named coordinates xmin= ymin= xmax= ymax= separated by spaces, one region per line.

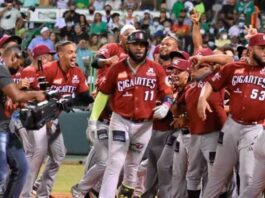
xmin=218 ymin=132 xmax=224 ymax=145
xmin=97 ymin=129 xmax=108 ymax=140
xmin=112 ymin=130 xmax=126 ymax=142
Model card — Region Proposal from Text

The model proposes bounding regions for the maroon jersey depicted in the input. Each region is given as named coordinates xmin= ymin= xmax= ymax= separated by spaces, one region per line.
xmin=96 ymin=43 xmax=127 ymax=88
xmin=209 ymin=61 xmax=265 ymax=123
xmin=185 ymin=74 xmax=227 ymax=135
xmin=21 ymin=65 xmax=40 ymax=90
xmin=43 ymin=61 xmax=89 ymax=95
xmin=99 ymin=58 xmax=173 ymax=120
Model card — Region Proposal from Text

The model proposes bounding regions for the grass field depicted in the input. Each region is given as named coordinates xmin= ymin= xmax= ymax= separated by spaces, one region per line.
xmin=40 ymin=163 xmax=85 ymax=197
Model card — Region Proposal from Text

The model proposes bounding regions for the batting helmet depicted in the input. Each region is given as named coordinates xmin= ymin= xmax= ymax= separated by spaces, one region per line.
xmin=127 ymin=30 xmax=149 ymax=46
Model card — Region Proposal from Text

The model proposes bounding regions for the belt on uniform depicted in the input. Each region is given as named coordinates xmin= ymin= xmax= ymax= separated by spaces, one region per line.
xmin=181 ymin=128 xmax=190 ymax=135
xmin=232 ymin=117 xmax=263 ymax=125
xmin=121 ymin=115 xmax=150 ymax=123
xmin=98 ymin=118 xmax=110 ymax=125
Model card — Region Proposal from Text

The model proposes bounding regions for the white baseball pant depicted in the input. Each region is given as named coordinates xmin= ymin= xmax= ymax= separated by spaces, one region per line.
xmin=239 ymin=127 xmax=265 ymax=198
xmin=172 ymin=129 xmax=191 ymax=198
xmin=99 ymin=112 xmax=153 ymax=198
xmin=203 ymin=116 xmax=263 ymax=198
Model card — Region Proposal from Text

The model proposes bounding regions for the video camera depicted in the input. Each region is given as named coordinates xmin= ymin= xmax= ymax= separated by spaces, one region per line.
xmin=19 ymin=90 xmax=74 ymax=130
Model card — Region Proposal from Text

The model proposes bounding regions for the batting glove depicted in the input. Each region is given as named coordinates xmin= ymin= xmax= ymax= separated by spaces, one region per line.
xmin=153 ymin=103 xmax=170 ymax=119
xmin=86 ymin=119 xmax=97 ymax=143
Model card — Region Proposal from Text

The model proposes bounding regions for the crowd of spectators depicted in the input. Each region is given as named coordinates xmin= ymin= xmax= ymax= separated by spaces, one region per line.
xmin=0 ymin=0 xmax=265 ymax=76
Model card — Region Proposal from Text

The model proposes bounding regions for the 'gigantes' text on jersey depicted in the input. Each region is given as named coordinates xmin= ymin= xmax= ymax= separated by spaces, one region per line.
xmin=209 ymin=61 xmax=265 ymax=123
xmin=99 ymin=58 xmax=173 ymax=120
xmin=42 ymin=61 xmax=88 ymax=95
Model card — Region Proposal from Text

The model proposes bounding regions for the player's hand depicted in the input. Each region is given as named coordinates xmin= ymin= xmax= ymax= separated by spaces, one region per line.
xmin=107 ymin=55 xmax=119 ymax=65
xmin=190 ymin=9 xmax=201 ymax=24
xmin=34 ymin=91 xmax=46 ymax=102
xmin=197 ymin=97 xmax=212 ymax=121
xmin=86 ymin=119 xmax=97 ymax=143
xmin=153 ymin=103 xmax=170 ymax=119
xmin=18 ymin=78 xmax=30 ymax=90
xmin=244 ymin=25 xmax=258 ymax=40
xmin=190 ymin=55 xmax=204 ymax=70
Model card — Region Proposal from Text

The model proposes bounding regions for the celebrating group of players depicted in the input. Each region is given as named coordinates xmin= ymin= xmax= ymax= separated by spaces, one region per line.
xmin=71 ymin=10 xmax=265 ymax=198
xmin=0 ymin=8 xmax=265 ymax=198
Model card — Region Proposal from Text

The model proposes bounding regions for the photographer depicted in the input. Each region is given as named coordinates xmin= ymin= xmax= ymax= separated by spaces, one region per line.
xmin=0 ymin=0 xmax=22 ymax=35
xmin=22 ymin=41 xmax=94 ymax=198
xmin=0 ymin=45 xmax=45 ymax=198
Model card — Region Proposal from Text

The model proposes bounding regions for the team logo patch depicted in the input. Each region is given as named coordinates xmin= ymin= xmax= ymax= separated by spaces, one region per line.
xmin=146 ymin=68 xmax=156 ymax=76
xmin=234 ymin=68 xmax=245 ymax=74
xmin=53 ymin=78 xmax=63 ymax=84
xmin=234 ymin=88 xmax=242 ymax=93
xmin=72 ymin=75 xmax=79 ymax=83
xmin=130 ymin=142 xmax=144 ymax=153
xmin=118 ymin=71 xmax=128 ymax=79
xmin=123 ymin=91 xmax=133 ymax=97
xmin=211 ymin=72 xmax=221 ymax=81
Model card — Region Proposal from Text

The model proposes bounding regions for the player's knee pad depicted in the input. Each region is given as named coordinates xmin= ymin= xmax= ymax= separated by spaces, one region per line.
xmin=117 ymin=184 xmax=134 ymax=198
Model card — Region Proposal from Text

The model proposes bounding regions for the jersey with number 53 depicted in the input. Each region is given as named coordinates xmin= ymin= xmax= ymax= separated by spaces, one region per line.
xmin=208 ymin=61 xmax=265 ymax=123
xmin=99 ymin=58 xmax=173 ymax=120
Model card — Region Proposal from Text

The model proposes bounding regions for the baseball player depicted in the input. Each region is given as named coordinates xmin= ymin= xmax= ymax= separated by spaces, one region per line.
xmin=158 ymin=57 xmax=191 ymax=198
xmin=185 ymin=47 xmax=228 ymax=198
xmin=20 ymin=44 xmax=56 ymax=198
xmin=198 ymin=33 xmax=265 ymax=198
xmin=87 ymin=30 xmax=173 ymax=198
xmin=23 ymin=41 xmax=94 ymax=197
xmin=71 ymin=24 xmax=136 ymax=197
xmin=142 ymin=35 xmax=178 ymax=198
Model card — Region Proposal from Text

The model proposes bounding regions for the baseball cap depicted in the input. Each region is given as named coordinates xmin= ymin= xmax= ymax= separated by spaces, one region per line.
xmin=40 ymin=27 xmax=49 ymax=34
xmin=248 ymin=33 xmax=265 ymax=47
xmin=0 ymin=35 xmax=22 ymax=48
xmin=120 ymin=24 xmax=136 ymax=36
xmin=194 ymin=48 xmax=213 ymax=56
xmin=32 ymin=44 xmax=56 ymax=59
xmin=170 ymin=50 xmax=190 ymax=60
xmin=168 ymin=59 xmax=191 ymax=73
xmin=144 ymin=9 xmax=151 ymax=15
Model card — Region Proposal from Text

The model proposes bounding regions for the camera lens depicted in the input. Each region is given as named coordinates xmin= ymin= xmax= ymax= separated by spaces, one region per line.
xmin=38 ymin=76 xmax=47 ymax=90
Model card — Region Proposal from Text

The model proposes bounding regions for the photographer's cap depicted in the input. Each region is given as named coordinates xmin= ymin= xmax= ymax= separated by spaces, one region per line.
xmin=32 ymin=44 xmax=56 ymax=59
xmin=40 ymin=27 xmax=49 ymax=34
xmin=0 ymin=35 xmax=22 ymax=48
xmin=248 ymin=33 xmax=265 ymax=47
xmin=120 ymin=24 xmax=136 ymax=36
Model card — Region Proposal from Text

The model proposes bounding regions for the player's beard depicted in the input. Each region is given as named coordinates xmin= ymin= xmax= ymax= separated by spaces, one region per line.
xmin=159 ymin=54 xmax=170 ymax=61
xmin=128 ymin=49 xmax=147 ymax=63
xmin=253 ymin=52 xmax=265 ymax=67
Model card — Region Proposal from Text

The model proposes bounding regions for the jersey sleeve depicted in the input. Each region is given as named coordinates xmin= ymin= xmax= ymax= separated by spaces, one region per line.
xmin=208 ymin=64 xmax=232 ymax=92
xmin=98 ymin=63 xmax=118 ymax=95
xmin=97 ymin=43 xmax=116 ymax=59
xmin=0 ymin=65 xmax=13 ymax=89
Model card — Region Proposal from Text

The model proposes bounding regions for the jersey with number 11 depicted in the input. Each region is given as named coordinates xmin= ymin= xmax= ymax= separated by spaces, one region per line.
xmin=99 ymin=58 xmax=173 ymax=120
